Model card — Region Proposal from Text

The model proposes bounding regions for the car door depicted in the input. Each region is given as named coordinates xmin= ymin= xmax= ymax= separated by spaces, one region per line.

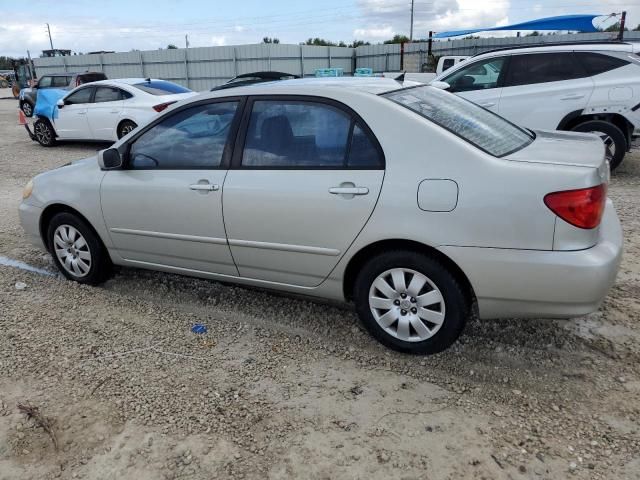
xmin=100 ymin=100 xmax=242 ymax=275
xmin=439 ymin=56 xmax=508 ymax=112
xmin=55 ymin=86 xmax=94 ymax=139
xmin=87 ymin=86 xmax=125 ymax=140
xmin=498 ymin=52 xmax=594 ymax=130
xmin=222 ymin=97 xmax=385 ymax=287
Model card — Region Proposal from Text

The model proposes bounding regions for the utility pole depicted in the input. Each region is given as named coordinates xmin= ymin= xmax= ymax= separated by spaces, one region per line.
xmin=618 ymin=11 xmax=627 ymax=41
xmin=185 ymin=34 xmax=190 ymax=48
xmin=46 ymin=23 xmax=54 ymax=50
xmin=409 ymin=0 xmax=415 ymax=41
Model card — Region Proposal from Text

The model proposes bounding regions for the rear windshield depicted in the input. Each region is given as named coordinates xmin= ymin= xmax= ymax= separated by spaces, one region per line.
xmin=133 ymin=80 xmax=192 ymax=95
xmin=382 ymin=85 xmax=533 ymax=157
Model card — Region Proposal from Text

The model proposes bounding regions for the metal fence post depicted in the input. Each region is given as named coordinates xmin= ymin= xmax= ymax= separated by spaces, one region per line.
xmin=233 ymin=47 xmax=238 ymax=77
xmin=184 ymin=49 xmax=189 ymax=89
xmin=300 ymin=46 xmax=304 ymax=77
xmin=328 ymin=46 xmax=331 ymax=68
xmin=385 ymin=52 xmax=389 ymax=72
xmin=139 ymin=51 xmax=145 ymax=78
xmin=268 ymin=45 xmax=271 ymax=70
xmin=62 ymin=56 xmax=67 ymax=73
xmin=99 ymin=54 xmax=104 ymax=73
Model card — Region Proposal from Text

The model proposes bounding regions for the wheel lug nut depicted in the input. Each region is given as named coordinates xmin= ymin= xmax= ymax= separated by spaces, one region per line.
xmin=401 ymin=293 xmax=407 ymax=298
xmin=410 ymin=297 xmax=416 ymax=303
xmin=411 ymin=307 xmax=417 ymax=314
xmin=401 ymin=309 xmax=407 ymax=315
xmin=393 ymin=300 xmax=400 ymax=306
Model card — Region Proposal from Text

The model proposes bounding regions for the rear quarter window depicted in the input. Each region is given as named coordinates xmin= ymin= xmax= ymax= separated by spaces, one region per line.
xmin=574 ymin=52 xmax=630 ymax=76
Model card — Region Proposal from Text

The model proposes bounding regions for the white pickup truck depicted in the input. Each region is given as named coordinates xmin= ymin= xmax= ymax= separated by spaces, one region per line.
xmin=383 ymin=55 xmax=468 ymax=83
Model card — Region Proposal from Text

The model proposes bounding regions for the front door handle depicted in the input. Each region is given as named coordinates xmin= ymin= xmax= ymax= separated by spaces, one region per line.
xmin=190 ymin=183 xmax=219 ymax=192
xmin=479 ymin=101 xmax=496 ymax=108
xmin=329 ymin=187 xmax=369 ymax=195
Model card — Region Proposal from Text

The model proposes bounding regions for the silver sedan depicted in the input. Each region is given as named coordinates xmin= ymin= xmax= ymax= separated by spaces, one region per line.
xmin=19 ymin=77 xmax=623 ymax=354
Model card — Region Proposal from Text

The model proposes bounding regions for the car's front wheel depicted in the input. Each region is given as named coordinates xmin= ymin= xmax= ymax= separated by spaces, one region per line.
xmin=20 ymin=101 xmax=33 ymax=117
xmin=117 ymin=120 xmax=137 ymax=139
xmin=33 ymin=118 xmax=57 ymax=147
xmin=353 ymin=250 xmax=469 ymax=354
xmin=47 ymin=212 xmax=112 ymax=285
xmin=571 ymin=120 xmax=626 ymax=171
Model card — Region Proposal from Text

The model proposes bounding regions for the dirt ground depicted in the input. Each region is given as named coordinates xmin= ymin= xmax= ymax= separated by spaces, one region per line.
xmin=0 ymin=88 xmax=639 ymax=480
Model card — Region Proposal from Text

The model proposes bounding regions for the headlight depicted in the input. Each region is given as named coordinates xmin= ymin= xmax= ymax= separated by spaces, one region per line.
xmin=22 ymin=179 xmax=33 ymax=199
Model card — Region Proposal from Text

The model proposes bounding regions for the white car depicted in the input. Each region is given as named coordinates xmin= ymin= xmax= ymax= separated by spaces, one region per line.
xmin=32 ymin=78 xmax=197 ymax=146
xmin=19 ymin=78 xmax=622 ymax=354
xmin=434 ymin=42 xmax=640 ymax=169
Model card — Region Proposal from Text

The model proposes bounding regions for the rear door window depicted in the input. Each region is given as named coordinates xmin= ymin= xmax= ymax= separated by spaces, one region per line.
xmin=94 ymin=86 xmax=123 ymax=103
xmin=504 ymin=53 xmax=586 ymax=87
xmin=38 ymin=76 xmax=52 ymax=88
xmin=240 ymin=99 xmax=383 ymax=169
xmin=574 ymin=52 xmax=630 ymax=76
xmin=51 ymin=76 xmax=71 ymax=87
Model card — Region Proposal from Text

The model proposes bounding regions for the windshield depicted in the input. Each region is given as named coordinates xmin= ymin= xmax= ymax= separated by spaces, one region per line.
xmin=133 ymin=80 xmax=191 ymax=95
xmin=382 ymin=85 xmax=533 ymax=157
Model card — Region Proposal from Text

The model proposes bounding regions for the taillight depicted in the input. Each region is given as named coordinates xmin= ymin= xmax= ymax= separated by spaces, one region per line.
xmin=76 ymin=78 xmax=81 ymax=87
xmin=153 ymin=101 xmax=176 ymax=112
xmin=544 ymin=184 xmax=607 ymax=229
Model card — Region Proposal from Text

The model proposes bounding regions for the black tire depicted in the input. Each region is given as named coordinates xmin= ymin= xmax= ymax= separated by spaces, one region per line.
xmin=33 ymin=118 xmax=57 ymax=147
xmin=47 ymin=212 xmax=112 ymax=285
xmin=353 ymin=250 xmax=469 ymax=355
xmin=117 ymin=120 xmax=137 ymax=139
xmin=571 ymin=120 xmax=626 ymax=171
xmin=20 ymin=101 xmax=33 ymax=117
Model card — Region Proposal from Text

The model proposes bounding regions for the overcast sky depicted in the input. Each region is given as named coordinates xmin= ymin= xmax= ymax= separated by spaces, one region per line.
xmin=0 ymin=0 xmax=636 ymax=57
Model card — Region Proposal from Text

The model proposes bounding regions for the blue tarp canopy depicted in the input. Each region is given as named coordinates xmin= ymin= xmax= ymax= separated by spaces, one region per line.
xmin=434 ymin=14 xmax=603 ymax=39
xmin=33 ymin=88 xmax=67 ymax=121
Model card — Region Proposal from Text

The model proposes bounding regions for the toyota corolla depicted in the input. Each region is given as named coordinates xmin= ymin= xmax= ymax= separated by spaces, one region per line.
xmin=19 ymin=77 xmax=623 ymax=354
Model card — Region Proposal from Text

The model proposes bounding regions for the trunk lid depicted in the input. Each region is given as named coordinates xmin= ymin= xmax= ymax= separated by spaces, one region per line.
xmin=506 ymin=129 xmax=606 ymax=170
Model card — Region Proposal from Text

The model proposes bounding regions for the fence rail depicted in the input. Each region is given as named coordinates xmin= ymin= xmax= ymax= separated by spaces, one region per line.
xmin=33 ymin=32 xmax=640 ymax=90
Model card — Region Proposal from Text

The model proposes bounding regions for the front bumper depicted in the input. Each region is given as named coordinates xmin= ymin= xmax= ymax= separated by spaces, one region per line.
xmin=439 ymin=200 xmax=623 ymax=319
xmin=18 ymin=201 xmax=46 ymax=251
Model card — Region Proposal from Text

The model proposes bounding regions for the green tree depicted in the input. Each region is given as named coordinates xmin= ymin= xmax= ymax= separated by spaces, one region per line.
xmin=383 ymin=34 xmax=410 ymax=44
xmin=167 ymin=44 xmax=178 ymax=49
xmin=634 ymin=24 xmax=640 ymax=31
xmin=304 ymin=37 xmax=337 ymax=46
xmin=602 ymin=22 xmax=628 ymax=32
xmin=525 ymin=31 xmax=541 ymax=37
xmin=262 ymin=37 xmax=280 ymax=44
xmin=349 ymin=40 xmax=370 ymax=48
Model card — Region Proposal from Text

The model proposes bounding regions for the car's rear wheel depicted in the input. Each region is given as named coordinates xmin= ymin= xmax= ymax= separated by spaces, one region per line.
xmin=20 ymin=101 xmax=33 ymax=117
xmin=47 ymin=212 xmax=112 ymax=285
xmin=353 ymin=250 xmax=469 ymax=354
xmin=33 ymin=118 xmax=57 ymax=147
xmin=571 ymin=120 xmax=626 ymax=171
xmin=117 ymin=120 xmax=137 ymax=139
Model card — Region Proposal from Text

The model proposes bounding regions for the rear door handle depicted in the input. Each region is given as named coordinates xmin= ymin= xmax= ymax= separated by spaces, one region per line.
xmin=329 ymin=187 xmax=369 ymax=195
xmin=561 ymin=94 xmax=585 ymax=100
xmin=190 ymin=183 xmax=219 ymax=191
xmin=479 ymin=101 xmax=496 ymax=108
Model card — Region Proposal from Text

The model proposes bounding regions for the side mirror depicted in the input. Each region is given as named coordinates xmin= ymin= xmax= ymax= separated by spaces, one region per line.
xmin=98 ymin=148 xmax=123 ymax=170
xmin=430 ymin=81 xmax=451 ymax=91
xmin=56 ymin=99 xmax=65 ymax=108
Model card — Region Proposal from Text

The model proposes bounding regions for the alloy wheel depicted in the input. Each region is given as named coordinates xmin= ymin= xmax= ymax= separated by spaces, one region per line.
xmin=368 ymin=268 xmax=446 ymax=342
xmin=35 ymin=122 xmax=51 ymax=145
xmin=22 ymin=103 xmax=32 ymax=116
xmin=592 ymin=131 xmax=615 ymax=162
xmin=53 ymin=225 xmax=92 ymax=277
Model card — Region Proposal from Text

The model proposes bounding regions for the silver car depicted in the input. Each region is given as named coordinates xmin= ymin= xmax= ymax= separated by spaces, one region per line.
xmin=19 ymin=78 xmax=623 ymax=354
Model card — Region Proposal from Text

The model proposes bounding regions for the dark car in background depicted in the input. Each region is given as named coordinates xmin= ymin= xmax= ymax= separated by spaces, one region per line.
xmin=211 ymin=71 xmax=299 ymax=91
xmin=19 ymin=72 xmax=107 ymax=117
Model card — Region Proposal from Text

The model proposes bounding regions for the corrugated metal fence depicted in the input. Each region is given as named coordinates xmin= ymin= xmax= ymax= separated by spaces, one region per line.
xmin=33 ymin=32 xmax=640 ymax=91
xmin=33 ymin=44 xmax=354 ymax=91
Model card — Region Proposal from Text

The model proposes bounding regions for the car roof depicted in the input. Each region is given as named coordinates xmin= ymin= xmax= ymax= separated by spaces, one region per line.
xmin=88 ymin=78 xmax=162 ymax=86
xmin=469 ymin=41 xmax=639 ymax=60
xmin=206 ymin=77 xmax=421 ymax=96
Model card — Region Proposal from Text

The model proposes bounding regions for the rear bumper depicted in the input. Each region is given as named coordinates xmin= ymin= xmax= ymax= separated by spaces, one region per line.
xmin=18 ymin=202 xmax=46 ymax=251
xmin=439 ymin=200 xmax=623 ymax=319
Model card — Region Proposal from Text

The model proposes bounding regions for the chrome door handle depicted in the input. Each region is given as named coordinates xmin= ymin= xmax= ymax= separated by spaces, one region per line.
xmin=189 ymin=183 xmax=219 ymax=191
xmin=329 ymin=187 xmax=369 ymax=195
xmin=480 ymin=101 xmax=496 ymax=108
xmin=561 ymin=94 xmax=585 ymax=100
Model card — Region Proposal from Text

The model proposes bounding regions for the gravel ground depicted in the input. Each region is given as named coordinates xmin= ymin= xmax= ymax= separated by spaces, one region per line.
xmin=0 ymin=89 xmax=639 ymax=479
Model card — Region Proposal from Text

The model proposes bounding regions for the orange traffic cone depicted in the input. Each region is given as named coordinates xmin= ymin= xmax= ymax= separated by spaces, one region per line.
xmin=18 ymin=109 xmax=27 ymax=126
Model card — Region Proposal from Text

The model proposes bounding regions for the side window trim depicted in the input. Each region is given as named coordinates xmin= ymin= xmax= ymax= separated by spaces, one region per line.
xmin=121 ymin=96 xmax=246 ymax=170
xmin=230 ymin=94 xmax=385 ymax=170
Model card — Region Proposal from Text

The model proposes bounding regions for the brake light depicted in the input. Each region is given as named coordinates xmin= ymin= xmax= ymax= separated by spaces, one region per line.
xmin=153 ymin=101 xmax=176 ymax=112
xmin=544 ymin=184 xmax=607 ymax=229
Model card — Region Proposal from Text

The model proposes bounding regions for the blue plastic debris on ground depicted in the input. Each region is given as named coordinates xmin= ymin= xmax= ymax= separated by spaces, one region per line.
xmin=191 ymin=324 xmax=208 ymax=334
xmin=33 ymin=88 xmax=67 ymax=121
